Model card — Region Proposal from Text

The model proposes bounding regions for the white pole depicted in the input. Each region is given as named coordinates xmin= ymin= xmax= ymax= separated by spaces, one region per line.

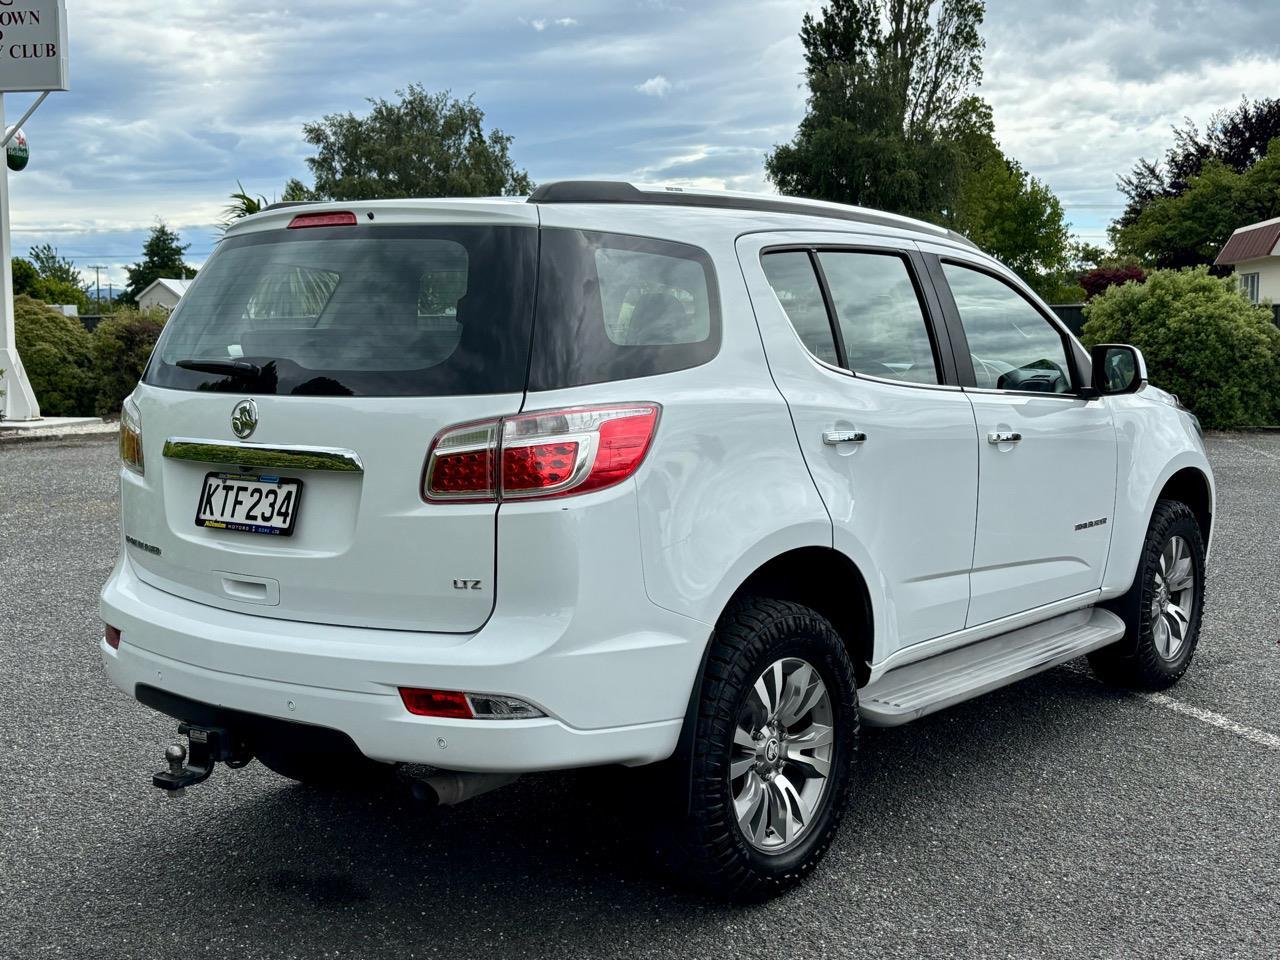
xmin=0 ymin=91 xmax=41 ymax=421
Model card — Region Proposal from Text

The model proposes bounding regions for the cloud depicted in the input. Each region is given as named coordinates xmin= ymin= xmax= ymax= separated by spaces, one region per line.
xmin=522 ymin=15 xmax=579 ymax=31
xmin=635 ymin=75 xmax=673 ymax=97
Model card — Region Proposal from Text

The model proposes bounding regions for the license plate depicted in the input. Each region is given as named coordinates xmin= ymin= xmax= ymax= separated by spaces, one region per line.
xmin=195 ymin=472 xmax=303 ymax=536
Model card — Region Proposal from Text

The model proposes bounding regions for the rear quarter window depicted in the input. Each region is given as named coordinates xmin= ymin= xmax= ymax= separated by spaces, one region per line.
xmin=529 ymin=229 xmax=721 ymax=390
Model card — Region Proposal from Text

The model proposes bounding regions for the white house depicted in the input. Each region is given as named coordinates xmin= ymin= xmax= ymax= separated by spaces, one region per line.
xmin=136 ymin=278 xmax=193 ymax=312
xmin=1215 ymin=216 xmax=1280 ymax=305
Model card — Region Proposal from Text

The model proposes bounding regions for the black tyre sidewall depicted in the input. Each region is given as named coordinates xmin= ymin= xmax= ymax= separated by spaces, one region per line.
xmin=686 ymin=599 xmax=859 ymax=896
xmin=1133 ymin=507 xmax=1206 ymax=681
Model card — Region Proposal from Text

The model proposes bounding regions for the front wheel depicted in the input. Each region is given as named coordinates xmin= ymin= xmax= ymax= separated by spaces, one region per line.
xmin=1090 ymin=499 xmax=1206 ymax=689
xmin=669 ymin=596 xmax=860 ymax=901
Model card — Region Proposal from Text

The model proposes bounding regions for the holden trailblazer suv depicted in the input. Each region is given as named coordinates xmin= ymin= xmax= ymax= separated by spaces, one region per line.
xmin=100 ymin=181 xmax=1213 ymax=900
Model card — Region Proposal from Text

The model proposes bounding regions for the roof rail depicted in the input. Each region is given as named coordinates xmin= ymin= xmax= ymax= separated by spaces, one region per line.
xmin=527 ymin=180 xmax=976 ymax=248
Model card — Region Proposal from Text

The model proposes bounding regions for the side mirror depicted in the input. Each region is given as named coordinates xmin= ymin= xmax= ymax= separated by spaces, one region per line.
xmin=1089 ymin=343 xmax=1147 ymax=396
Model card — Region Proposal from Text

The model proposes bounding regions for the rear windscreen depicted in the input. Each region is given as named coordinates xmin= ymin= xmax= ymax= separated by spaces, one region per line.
xmin=145 ymin=224 xmax=538 ymax=396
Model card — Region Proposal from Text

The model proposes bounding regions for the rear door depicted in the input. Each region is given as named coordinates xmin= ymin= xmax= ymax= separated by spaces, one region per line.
xmin=739 ymin=233 xmax=979 ymax=658
xmin=124 ymin=211 xmax=539 ymax=632
xmin=921 ymin=249 xmax=1118 ymax=626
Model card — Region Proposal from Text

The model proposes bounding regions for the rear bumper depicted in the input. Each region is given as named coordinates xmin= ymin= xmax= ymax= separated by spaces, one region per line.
xmin=100 ymin=557 xmax=704 ymax=772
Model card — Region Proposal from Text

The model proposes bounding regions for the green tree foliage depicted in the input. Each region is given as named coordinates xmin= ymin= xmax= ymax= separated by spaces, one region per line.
xmin=766 ymin=0 xmax=987 ymax=220
xmin=29 ymin=243 xmax=81 ymax=286
xmin=288 ymin=85 xmax=533 ymax=201
xmin=1082 ymin=267 xmax=1280 ymax=428
xmin=222 ymin=181 xmax=269 ymax=229
xmin=1112 ymin=139 xmax=1280 ymax=269
xmin=1118 ymin=96 xmax=1280 ymax=229
xmin=123 ymin=222 xmax=195 ymax=305
xmin=13 ymin=294 xmax=94 ymax=416
xmin=90 ymin=307 xmax=168 ymax=415
xmin=11 ymin=256 xmax=39 ymax=296
xmin=950 ymin=124 xmax=1072 ymax=298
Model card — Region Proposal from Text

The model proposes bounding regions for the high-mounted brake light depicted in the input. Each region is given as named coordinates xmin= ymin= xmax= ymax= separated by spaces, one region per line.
xmin=287 ymin=211 xmax=358 ymax=229
xmin=421 ymin=404 xmax=660 ymax=503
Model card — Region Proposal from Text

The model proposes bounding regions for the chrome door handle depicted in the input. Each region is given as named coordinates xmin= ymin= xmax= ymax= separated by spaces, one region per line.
xmin=987 ymin=431 xmax=1022 ymax=444
xmin=823 ymin=430 xmax=867 ymax=445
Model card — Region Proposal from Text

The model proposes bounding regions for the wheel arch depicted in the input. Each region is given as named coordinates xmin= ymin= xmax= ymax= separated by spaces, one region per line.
xmin=716 ymin=546 xmax=875 ymax=687
xmin=1157 ymin=466 xmax=1213 ymax=547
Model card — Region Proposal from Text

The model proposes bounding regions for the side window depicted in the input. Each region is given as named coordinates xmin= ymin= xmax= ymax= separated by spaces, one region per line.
xmin=529 ymin=229 xmax=721 ymax=390
xmin=760 ymin=251 xmax=839 ymax=366
xmin=942 ymin=262 xmax=1073 ymax=394
xmin=817 ymin=251 xmax=940 ymax=385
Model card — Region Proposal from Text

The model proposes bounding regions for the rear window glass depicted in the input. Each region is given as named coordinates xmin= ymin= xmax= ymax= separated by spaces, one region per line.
xmin=145 ymin=225 xmax=537 ymax=397
xmin=529 ymin=229 xmax=720 ymax=389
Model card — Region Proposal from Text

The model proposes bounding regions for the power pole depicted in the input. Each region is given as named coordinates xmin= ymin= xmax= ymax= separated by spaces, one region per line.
xmin=88 ymin=263 xmax=106 ymax=311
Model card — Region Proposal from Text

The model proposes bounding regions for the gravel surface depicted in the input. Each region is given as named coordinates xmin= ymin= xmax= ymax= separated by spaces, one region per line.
xmin=2 ymin=433 xmax=1277 ymax=960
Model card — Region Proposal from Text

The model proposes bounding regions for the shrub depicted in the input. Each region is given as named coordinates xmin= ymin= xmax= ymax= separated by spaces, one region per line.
xmin=91 ymin=307 xmax=167 ymax=415
xmin=1080 ymin=263 xmax=1146 ymax=300
xmin=13 ymin=295 xmax=94 ymax=416
xmin=1082 ymin=266 xmax=1280 ymax=428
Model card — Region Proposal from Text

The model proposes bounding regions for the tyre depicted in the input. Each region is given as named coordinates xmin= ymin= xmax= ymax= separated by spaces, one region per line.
xmin=255 ymin=744 xmax=396 ymax=787
xmin=670 ymin=596 xmax=860 ymax=901
xmin=1089 ymin=499 xmax=1206 ymax=689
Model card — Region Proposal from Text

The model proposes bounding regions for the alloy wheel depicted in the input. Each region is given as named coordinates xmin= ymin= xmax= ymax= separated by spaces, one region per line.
xmin=730 ymin=657 xmax=835 ymax=853
xmin=1151 ymin=534 xmax=1196 ymax=661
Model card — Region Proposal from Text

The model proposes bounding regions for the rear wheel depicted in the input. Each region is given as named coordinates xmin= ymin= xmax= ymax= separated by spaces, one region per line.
xmin=669 ymin=596 xmax=859 ymax=901
xmin=1090 ymin=499 xmax=1206 ymax=689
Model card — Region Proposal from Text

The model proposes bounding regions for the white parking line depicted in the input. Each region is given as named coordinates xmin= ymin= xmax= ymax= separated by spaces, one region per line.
xmin=1140 ymin=691 xmax=1280 ymax=751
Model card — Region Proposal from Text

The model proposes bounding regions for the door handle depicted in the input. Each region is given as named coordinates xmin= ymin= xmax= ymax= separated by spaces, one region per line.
xmin=823 ymin=430 xmax=867 ymax=445
xmin=987 ymin=431 xmax=1022 ymax=444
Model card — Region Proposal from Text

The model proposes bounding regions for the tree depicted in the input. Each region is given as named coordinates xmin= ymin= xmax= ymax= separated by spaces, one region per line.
xmin=90 ymin=307 xmax=168 ymax=415
xmin=949 ymin=125 xmax=1072 ymax=298
xmin=288 ymin=85 xmax=533 ymax=201
xmin=11 ymin=257 xmax=40 ymax=297
xmin=28 ymin=243 xmax=82 ymax=287
xmin=1118 ymin=97 xmax=1280 ymax=228
xmin=12 ymin=294 xmax=94 ymax=415
xmin=222 ymin=181 xmax=269 ymax=229
xmin=1079 ymin=263 xmax=1146 ymax=300
xmin=1112 ymin=138 xmax=1280 ymax=269
xmin=766 ymin=0 xmax=987 ymax=220
xmin=1082 ymin=267 xmax=1280 ymax=428
xmin=17 ymin=245 xmax=90 ymax=311
xmin=123 ymin=222 xmax=195 ymax=305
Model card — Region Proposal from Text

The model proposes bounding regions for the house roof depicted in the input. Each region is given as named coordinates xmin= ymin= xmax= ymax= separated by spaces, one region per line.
xmin=137 ymin=277 xmax=193 ymax=301
xmin=1215 ymin=216 xmax=1280 ymax=265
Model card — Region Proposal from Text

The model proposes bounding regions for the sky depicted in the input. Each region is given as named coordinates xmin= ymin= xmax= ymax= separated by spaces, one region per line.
xmin=9 ymin=0 xmax=1280 ymax=294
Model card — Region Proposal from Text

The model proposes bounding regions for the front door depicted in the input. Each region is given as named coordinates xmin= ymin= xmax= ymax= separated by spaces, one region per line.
xmin=928 ymin=254 xmax=1118 ymax=626
xmin=739 ymin=234 xmax=979 ymax=658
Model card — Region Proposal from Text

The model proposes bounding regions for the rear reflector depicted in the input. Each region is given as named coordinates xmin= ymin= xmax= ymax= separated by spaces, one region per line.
xmin=104 ymin=624 xmax=121 ymax=649
xmin=398 ymin=687 xmax=545 ymax=720
xmin=288 ymin=211 xmax=358 ymax=229
xmin=422 ymin=403 xmax=660 ymax=503
xmin=399 ymin=688 xmax=473 ymax=719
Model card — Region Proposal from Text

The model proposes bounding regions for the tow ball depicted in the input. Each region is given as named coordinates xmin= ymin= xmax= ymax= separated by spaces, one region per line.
xmin=152 ymin=723 xmax=252 ymax=795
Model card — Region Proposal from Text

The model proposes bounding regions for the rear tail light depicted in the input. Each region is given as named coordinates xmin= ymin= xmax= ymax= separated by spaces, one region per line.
xmin=104 ymin=624 xmax=121 ymax=649
xmin=288 ymin=211 xmax=357 ymax=228
xmin=119 ymin=395 xmax=144 ymax=475
xmin=422 ymin=403 xmax=659 ymax=503
xmin=398 ymin=687 xmax=544 ymax=720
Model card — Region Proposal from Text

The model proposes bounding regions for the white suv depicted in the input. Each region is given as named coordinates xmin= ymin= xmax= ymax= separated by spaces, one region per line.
xmin=100 ymin=181 xmax=1213 ymax=900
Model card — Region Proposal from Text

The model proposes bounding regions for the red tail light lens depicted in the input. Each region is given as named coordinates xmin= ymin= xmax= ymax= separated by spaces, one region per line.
xmin=288 ymin=211 xmax=358 ymax=229
xmin=421 ymin=404 xmax=659 ymax=503
xmin=104 ymin=624 xmax=122 ymax=649
xmin=399 ymin=687 xmax=473 ymax=719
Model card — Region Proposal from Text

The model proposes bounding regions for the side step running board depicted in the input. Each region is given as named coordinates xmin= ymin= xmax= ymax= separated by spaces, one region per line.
xmin=860 ymin=607 xmax=1126 ymax=727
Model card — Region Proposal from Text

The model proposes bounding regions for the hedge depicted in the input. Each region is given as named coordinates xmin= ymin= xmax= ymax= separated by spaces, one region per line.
xmin=91 ymin=307 xmax=168 ymax=415
xmin=1082 ymin=266 xmax=1280 ymax=429
xmin=13 ymin=295 xmax=94 ymax=416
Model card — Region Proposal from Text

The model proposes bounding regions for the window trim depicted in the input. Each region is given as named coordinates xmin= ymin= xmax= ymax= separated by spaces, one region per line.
xmin=930 ymin=255 xmax=1091 ymax=398
xmin=759 ymin=243 xmax=960 ymax=389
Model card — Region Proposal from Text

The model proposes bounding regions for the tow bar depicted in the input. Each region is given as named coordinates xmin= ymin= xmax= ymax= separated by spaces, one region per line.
xmin=152 ymin=723 xmax=253 ymax=795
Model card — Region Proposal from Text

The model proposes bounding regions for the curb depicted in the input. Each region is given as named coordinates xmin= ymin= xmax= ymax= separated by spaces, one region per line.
xmin=0 ymin=423 xmax=118 ymax=445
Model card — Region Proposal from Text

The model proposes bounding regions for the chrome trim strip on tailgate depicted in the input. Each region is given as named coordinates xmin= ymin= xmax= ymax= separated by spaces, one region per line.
xmin=162 ymin=438 xmax=364 ymax=473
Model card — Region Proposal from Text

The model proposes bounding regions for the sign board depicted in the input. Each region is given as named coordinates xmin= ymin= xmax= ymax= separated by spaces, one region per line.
xmin=6 ymin=125 xmax=25 ymax=168
xmin=0 ymin=1 xmax=67 ymax=92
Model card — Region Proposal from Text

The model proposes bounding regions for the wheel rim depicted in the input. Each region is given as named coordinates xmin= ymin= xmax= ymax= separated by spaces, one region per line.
xmin=730 ymin=657 xmax=834 ymax=854
xmin=1151 ymin=534 xmax=1196 ymax=661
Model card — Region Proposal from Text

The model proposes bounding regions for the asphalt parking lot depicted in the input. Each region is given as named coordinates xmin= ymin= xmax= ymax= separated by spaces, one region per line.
xmin=2 ymin=433 xmax=1278 ymax=960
